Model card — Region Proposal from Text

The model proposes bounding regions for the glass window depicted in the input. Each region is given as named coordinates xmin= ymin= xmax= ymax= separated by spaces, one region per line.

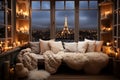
xmin=0 ymin=25 xmax=5 ymax=38
xmin=55 ymin=1 xmax=64 ymax=9
xmin=0 ymin=10 xmax=5 ymax=38
xmin=79 ymin=10 xmax=98 ymax=40
xmin=32 ymin=1 xmax=40 ymax=9
xmin=42 ymin=1 xmax=50 ymax=9
xmin=66 ymin=1 xmax=74 ymax=9
xmin=79 ymin=1 xmax=88 ymax=9
xmin=0 ymin=1 xmax=1 ymax=9
xmin=32 ymin=11 xmax=50 ymax=41
xmin=90 ymin=1 xmax=98 ymax=9
xmin=0 ymin=11 xmax=4 ymax=24
xmin=56 ymin=11 xmax=74 ymax=42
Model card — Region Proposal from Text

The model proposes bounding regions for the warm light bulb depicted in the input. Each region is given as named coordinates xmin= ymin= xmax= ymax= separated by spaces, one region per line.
xmin=107 ymin=28 xmax=111 ymax=31
xmin=115 ymin=52 xmax=118 ymax=58
xmin=105 ymin=11 xmax=110 ymax=15
xmin=106 ymin=42 xmax=110 ymax=46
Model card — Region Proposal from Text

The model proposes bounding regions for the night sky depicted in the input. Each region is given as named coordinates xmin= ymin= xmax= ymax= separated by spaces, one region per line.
xmin=32 ymin=1 xmax=98 ymax=30
xmin=0 ymin=1 xmax=98 ymax=30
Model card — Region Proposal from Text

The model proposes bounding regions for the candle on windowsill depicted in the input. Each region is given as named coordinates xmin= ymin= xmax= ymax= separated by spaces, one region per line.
xmin=115 ymin=52 xmax=119 ymax=59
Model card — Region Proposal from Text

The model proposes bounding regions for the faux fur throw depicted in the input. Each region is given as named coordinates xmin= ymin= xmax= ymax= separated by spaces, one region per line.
xmin=62 ymin=53 xmax=88 ymax=70
xmin=84 ymin=52 xmax=109 ymax=74
xmin=43 ymin=50 xmax=62 ymax=74
xmin=17 ymin=48 xmax=37 ymax=70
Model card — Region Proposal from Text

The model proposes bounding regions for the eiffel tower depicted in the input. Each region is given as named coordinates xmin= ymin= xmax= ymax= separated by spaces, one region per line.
xmin=61 ymin=17 xmax=70 ymax=36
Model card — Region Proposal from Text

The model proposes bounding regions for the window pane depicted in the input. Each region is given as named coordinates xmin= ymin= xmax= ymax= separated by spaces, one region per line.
xmin=66 ymin=1 xmax=74 ymax=9
xmin=79 ymin=10 xmax=98 ymax=40
xmin=32 ymin=11 xmax=50 ymax=41
xmin=56 ymin=11 xmax=74 ymax=42
xmin=56 ymin=1 xmax=64 ymax=9
xmin=0 ymin=11 xmax=4 ymax=24
xmin=90 ymin=1 xmax=98 ymax=9
xmin=32 ymin=1 xmax=40 ymax=9
xmin=0 ymin=1 xmax=1 ymax=9
xmin=79 ymin=1 xmax=88 ymax=9
xmin=0 ymin=25 xmax=5 ymax=38
xmin=42 ymin=1 xmax=50 ymax=9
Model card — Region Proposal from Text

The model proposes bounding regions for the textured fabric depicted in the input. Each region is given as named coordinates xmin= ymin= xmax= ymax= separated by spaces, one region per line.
xmin=95 ymin=41 xmax=103 ymax=52
xmin=28 ymin=70 xmax=50 ymax=80
xmin=78 ymin=41 xmax=88 ymax=53
xmin=43 ymin=51 xmax=62 ymax=74
xmin=85 ymin=39 xmax=103 ymax=52
xmin=85 ymin=39 xmax=96 ymax=52
xmin=39 ymin=39 xmax=54 ymax=54
xmin=49 ymin=41 xmax=64 ymax=54
xmin=17 ymin=48 xmax=37 ymax=70
xmin=29 ymin=42 xmax=40 ymax=54
xmin=84 ymin=52 xmax=109 ymax=74
xmin=63 ymin=53 xmax=88 ymax=70
xmin=86 ymin=41 xmax=96 ymax=52
xmin=64 ymin=42 xmax=77 ymax=52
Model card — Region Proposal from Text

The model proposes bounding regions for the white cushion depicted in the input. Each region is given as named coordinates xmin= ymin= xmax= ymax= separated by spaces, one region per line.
xmin=78 ymin=41 xmax=88 ymax=53
xmin=85 ymin=39 xmax=103 ymax=52
xmin=39 ymin=39 xmax=54 ymax=54
xmin=95 ymin=41 xmax=103 ymax=52
xmin=64 ymin=42 xmax=77 ymax=52
xmin=29 ymin=42 xmax=40 ymax=54
xmin=85 ymin=39 xmax=96 ymax=52
xmin=49 ymin=41 xmax=64 ymax=54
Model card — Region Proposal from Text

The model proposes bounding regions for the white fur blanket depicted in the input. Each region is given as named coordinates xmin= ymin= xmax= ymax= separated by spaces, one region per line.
xmin=84 ymin=52 xmax=109 ymax=74
xmin=43 ymin=51 xmax=109 ymax=74
xmin=62 ymin=52 xmax=88 ymax=70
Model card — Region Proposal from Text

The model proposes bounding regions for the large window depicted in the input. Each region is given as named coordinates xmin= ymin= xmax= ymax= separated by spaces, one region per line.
xmin=55 ymin=1 xmax=74 ymax=42
xmin=79 ymin=0 xmax=98 ymax=40
xmin=31 ymin=0 xmax=98 ymax=42
xmin=31 ymin=1 xmax=50 ymax=41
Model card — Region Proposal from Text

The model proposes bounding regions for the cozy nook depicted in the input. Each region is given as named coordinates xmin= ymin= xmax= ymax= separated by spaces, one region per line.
xmin=0 ymin=0 xmax=120 ymax=80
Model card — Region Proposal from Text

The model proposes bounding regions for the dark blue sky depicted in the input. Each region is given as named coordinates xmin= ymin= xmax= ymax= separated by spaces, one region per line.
xmin=0 ymin=1 xmax=98 ymax=30
xmin=32 ymin=1 xmax=98 ymax=30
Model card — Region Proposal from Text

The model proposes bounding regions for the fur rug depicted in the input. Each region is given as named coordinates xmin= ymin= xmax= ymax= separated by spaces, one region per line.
xmin=28 ymin=70 xmax=50 ymax=80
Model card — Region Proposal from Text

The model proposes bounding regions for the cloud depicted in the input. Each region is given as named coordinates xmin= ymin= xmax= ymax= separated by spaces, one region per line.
xmin=56 ymin=11 xmax=74 ymax=18
xmin=31 ymin=1 xmax=98 ymax=29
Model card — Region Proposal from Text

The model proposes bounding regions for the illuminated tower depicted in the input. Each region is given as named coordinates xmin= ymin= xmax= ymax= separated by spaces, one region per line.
xmin=61 ymin=17 xmax=70 ymax=36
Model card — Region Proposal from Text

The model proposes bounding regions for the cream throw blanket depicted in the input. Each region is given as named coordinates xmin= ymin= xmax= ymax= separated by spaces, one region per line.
xmin=18 ymin=49 xmax=109 ymax=74
xmin=43 ymin=51 xmax=62 ymax=74
xmin=17 ymin=48 xmax=37 ymax=70
xmin=43 ymin=51 xmax=89 ymax=73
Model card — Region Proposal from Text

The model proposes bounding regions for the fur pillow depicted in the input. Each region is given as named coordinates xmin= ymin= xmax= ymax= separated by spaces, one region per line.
xmin=64 ymin=42 xmax=77 ymax=52
xmin=29 ymin=42 xmax=40 ymax=54
xmin=78 ymin=41 xmax=88 ymax=53
xmin=39 ymin=39 xmax=54 ymax=54
xmin=49 ymin=41 xmax=64 ymax=54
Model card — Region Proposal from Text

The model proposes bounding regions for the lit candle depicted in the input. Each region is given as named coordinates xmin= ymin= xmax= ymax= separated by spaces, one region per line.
xmin=17 ymin=42 xmax=20 ymax=46
xmin=106 ymin=42 xmax=110 ymax=46
xmin=105 ymin=11 xmax=110 ymax=18
xmin=13 ymin=42 xmax=16 ymax=47
xmin=115 ymin=52 xmax=118 ymax=59
xmin=0 ymin=43 xmax=1 ymax=47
